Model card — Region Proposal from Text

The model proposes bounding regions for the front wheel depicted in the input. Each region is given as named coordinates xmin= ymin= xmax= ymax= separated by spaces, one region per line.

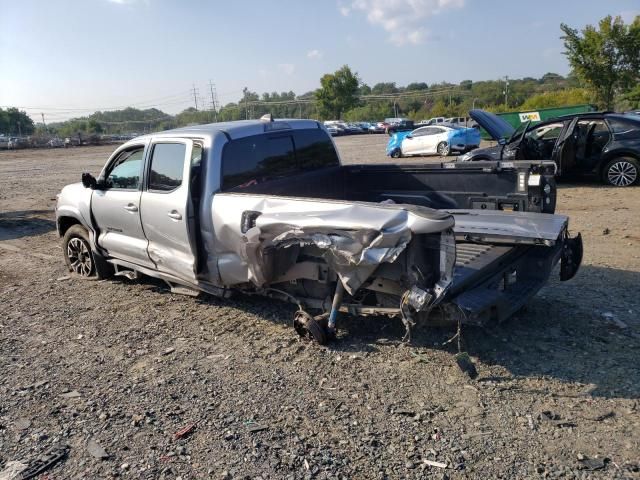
xmin=390 ymin=148 xmax=403 ymax=158
xmin=62 ymin=225 xmax=113 ymax=279
xmin=437 ymin=142 xmax=450 ymax=156
xmin=603 ymin=157 xmax=639 ymax=187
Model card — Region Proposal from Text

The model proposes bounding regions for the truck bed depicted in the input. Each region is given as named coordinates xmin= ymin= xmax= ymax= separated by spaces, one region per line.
xmin=224 ymin=161 xmax=557 ymax=214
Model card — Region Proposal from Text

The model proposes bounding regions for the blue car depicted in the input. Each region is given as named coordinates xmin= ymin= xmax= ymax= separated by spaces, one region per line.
xmin=386 ymin=124 xmax=481 ymax=158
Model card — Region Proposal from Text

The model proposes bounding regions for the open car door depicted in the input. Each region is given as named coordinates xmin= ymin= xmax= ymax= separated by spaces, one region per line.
xmin=552 ymin=117 xmax=579 ymax=176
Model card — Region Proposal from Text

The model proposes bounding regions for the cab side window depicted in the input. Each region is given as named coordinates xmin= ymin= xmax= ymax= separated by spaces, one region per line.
xmin=148 ymin=143 xmax=186 ymax=192
xmin=105 ymin=147 xmax=144 ymax=189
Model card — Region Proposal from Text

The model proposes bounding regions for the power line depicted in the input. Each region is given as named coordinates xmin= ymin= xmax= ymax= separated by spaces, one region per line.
xmin=208 ymin=80 xmax=219 ymax=122
xmin=191 ymin=84 xmax=199 ymax=110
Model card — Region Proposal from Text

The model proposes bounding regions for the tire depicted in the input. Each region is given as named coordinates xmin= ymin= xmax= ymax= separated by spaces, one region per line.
xmin=602 ymin=157 xmax=639 ymax=187
xmin=437 ymin=142 xmax=450 ymax=156
xmin=293 ymin=310 xmax=328 ymax=345
xmin=62 ymin=225 xmax=113 ymax=280
xmin=390 ymin=148 xmax=402 ymax=159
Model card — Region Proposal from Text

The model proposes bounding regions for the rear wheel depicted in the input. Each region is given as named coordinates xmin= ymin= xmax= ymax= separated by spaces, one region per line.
xmin=437 ymin=142 xmax=450 ymax=156
xmin=603 ymin=157 xmax=639 ymax=187
xmin=62 ymin=225 xmax=113 ymax=280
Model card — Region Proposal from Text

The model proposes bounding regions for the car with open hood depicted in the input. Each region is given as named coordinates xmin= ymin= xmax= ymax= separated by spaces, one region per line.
xmin=459 ymin=109 xmax=640 ymax=187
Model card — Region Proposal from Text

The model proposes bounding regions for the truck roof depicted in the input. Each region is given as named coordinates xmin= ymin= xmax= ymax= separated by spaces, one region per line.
xmin=130 ymin=118 xmax=323 ymax=143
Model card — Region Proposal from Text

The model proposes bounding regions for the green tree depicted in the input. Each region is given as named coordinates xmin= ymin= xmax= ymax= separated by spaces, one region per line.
xmin=519 ymin=88 xmax=593 ymax=110
xmin=405 ymin=82 xmax=429 ymax=91
xmin=0 ymin=108 xmax=35 ymax=135
xmin=371 ymin=82 xmax=398 ymax=95
xmin=561 ymin=15 xmax=640 ymax=109
xmin=315 ymin=65 xmax=360 ymax=119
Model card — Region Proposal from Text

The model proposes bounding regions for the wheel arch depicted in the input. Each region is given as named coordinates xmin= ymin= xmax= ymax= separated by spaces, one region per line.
xmin=598 ymin=150 xmax=640 ymax=178
xmin=57 ymin=215 xmax=83 ymax=237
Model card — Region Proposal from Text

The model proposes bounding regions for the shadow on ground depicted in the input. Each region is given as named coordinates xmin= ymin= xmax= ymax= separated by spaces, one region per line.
xmin=0 ymin=210 xmax=56 ymax=240
xmin=108 ymin=263 xmax=640 ymax=400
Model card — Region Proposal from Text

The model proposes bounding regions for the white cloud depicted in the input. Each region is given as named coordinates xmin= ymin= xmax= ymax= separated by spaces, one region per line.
xmin=343 ymin=0 xmax=464 ymax=46
xmin=307 ymin=49 xmax=323 ymax=59
xmin=278 ymin=63 xmax=296 ymax=75
xmin=339 ymin=2 xmax=351 ymax=16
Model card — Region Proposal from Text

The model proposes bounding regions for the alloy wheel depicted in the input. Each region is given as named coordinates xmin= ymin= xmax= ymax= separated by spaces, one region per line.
xmin=67 ymin=237 xmax=93 ymax=276
xmin=437 ymin=142 xmax=449 ymax=156
xmin=607 ymin=160 xmax=638 ymax=187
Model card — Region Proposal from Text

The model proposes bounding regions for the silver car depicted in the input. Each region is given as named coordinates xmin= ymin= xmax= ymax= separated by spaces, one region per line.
xmin=56 ymin=116 xmax=582 ymax=343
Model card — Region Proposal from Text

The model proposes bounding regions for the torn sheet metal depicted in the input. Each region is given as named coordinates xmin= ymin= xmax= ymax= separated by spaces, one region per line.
xmin=449 ymin=209 xmax=569 ymax=245
xmin=211 ymin=194 xmax=454 ymax=292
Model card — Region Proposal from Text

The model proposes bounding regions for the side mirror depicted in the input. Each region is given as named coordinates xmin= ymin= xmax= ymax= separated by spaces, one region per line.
xmin=498 ymin=138 xmax=507 ymax=146
xmin=81 ymin=172 xmax=97 ymax=189
xmin=406 ymin=134 xmax=413 ymax=139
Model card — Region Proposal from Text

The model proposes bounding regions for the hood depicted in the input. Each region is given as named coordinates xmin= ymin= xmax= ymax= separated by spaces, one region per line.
xmin=386 ymin=131 xmax=411 ymax=155
xmin=469 ymin=109 xmax=515 ymax=141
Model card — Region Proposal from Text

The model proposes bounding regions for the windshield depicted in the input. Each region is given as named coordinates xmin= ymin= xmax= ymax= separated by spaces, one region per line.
xmin=508 ymin=121 xmax=530 ymax=143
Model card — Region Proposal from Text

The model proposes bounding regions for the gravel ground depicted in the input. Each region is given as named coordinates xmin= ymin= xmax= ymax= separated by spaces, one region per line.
xmin=1 ymin=138 xmax=639 ymax=479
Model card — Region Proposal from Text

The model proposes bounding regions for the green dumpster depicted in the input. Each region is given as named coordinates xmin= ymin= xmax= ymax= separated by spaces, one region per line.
xmin=479 ymin=104 xmax=597 ymax=140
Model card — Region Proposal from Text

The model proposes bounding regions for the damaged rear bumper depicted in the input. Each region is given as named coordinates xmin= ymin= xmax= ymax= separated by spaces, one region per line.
xmin=446 ymin=229 xmax=583 ymax=326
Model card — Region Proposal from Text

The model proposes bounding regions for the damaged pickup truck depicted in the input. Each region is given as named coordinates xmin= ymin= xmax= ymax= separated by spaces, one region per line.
xmin=56 ymin=116 xmax=582 ymax=343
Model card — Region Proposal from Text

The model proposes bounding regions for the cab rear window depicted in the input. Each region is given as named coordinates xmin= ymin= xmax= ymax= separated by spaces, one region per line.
xmin=221 ymin=128 xmax=339 ymax=190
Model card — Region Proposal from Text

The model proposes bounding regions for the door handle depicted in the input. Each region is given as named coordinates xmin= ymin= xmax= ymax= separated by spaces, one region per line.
xmin=124 ymin=204 xmax=138 ymax=212
xmin=167 ymin=211 xmax=182 ymax=220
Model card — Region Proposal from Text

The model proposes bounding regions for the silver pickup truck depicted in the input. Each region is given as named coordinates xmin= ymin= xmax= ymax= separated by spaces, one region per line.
xmin=56 ymin=116 xmax=582 ymax=343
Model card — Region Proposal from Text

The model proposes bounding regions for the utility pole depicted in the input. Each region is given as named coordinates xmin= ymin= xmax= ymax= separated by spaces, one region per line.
xmin=503 ymin=76 xmax=509 ymax=109
xmin=192 ymin=84 xmax=199 ymax=110
xmin=41 ymin=113 xmax=47 ymax=132
xmin=208 ymin=80 xmax=219 ymax=122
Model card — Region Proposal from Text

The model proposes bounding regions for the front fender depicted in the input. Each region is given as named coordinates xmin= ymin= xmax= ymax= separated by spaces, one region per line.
xmin=55 ymin=182 xmax=98 ymax=249
xmin=386 ymin=131 xmax=411 ymax=156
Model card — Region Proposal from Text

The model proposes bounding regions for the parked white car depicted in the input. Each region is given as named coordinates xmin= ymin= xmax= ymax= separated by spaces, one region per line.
xmin=386 ymin=125 xmax=481 ymax=157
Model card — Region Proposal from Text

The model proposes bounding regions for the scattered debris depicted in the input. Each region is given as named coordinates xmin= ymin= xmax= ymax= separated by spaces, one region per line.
xmin=17 ymin=444 xmax=69 ymax=480
xmin=174 ymin=423 xmax=196 ymax=439
xmin=578 ymin=456 xmax=610 ymax=471
xmin=394 ymin=408 xmax=416 ymax=416
xmin=423 ymin=459 xmax=448 ymax=469
xmin=602 ymin=228 xmax=610 ymax=235
xmin=87 ymin=438 xmax=109 ymax=459
xmin=163 ymin=347 xmax=176 ymax=355
xmin=246 ymin=423 xmax=268 ymax=433
xmin=59 ymin=390 xmax=81 ymax=399
xmin=538 ymin=411 xmax=577 ymax=428
xmin=526 ymin=414 xmax=535 ymax=430
xmin=56 ymin=276 xmax=71 ymax=282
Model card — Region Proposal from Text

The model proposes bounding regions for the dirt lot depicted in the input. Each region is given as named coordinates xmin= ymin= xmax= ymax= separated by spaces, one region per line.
xmin=1 ymin=138 xmax=639 ymax=479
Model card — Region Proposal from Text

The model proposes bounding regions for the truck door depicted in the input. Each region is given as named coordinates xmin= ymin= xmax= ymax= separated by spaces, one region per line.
xmin=140 ymin=139 xmax=198 ymax=282
xmin=552 ymin=117 xmax=579 ymax=176
xmin=92 ymin=144 xmax=155 ymax=268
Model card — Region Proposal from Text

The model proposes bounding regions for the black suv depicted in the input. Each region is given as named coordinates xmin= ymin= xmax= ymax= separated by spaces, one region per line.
xmin=459 ymin=110 xmax=640 ymax=187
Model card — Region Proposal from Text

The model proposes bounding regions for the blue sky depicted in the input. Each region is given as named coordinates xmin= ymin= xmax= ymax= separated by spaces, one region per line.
xmin=1 ymin=0 xmax=638 ymax=121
